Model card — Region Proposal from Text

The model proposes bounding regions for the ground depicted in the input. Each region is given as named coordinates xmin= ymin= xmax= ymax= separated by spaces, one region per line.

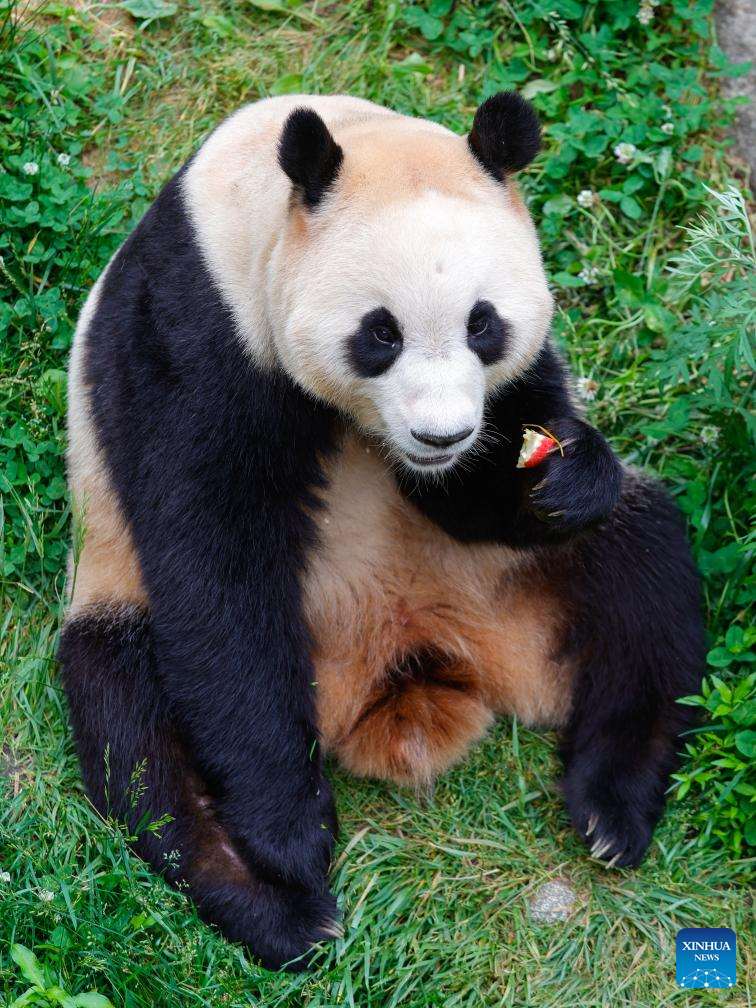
xmin=715 ymin=0 xmax=756 ymax=185
xmin=1 ymin=1 xmax=754 ymax=1006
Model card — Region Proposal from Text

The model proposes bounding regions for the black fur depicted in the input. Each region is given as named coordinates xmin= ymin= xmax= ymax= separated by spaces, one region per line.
xmin=467 ymin=300 xmax=508 ymax=365
xmin=348 ymin=306 xmax=403 ymax=378
xmin=558 ymin=479 xmax=705 ymax=866
xmin=468 ymin=92 xmax=541 ymax=180
xmin=278 ymin=108 xmax=344 ymax=208
xmin=58 ymin=607 xmax=335 ymax=970
xmin=397 ymin=341 xmax=704 ymax=866
xmin=64 ymin=168 xmax=340 ymax=969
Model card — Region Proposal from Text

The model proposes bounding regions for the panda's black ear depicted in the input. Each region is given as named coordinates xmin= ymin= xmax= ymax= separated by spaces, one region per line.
xmin=278 ymin=108 xmax=344 ymax=209
xmin=467 ymin=92 xmax=541 ymax=182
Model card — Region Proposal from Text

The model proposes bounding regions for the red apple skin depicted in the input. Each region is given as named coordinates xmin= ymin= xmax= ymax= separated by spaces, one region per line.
xmin=517 ymin=432 xmax=557 ymax=468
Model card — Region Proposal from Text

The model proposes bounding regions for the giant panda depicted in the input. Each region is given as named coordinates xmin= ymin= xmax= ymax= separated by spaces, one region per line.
xmin=59 ymin=92 xmax=704 ymax=971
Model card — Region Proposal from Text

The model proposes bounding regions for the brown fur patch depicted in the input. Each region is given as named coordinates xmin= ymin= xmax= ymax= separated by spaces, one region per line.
xmin=336 ymin=647 xmax=494 ymax=786
xmin=68 ymin=487 xmax=147 ymax=614
xmin=506 ymin=180 xmax=531 ymax=219
xmin=306 ymin=432 xmax=574 ymax=788
xmin=183 ymin=776 xmax=254 ymax=886
xmin=67 ymin=307 xmax=147 ymax=614
xmin=339 ymin=120 xmax=490 ymax=208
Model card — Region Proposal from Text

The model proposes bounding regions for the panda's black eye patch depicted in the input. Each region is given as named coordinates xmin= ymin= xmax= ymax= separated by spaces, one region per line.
xmin=349 ymin=307 xmax=403 ymax=378
xmin=467 ymin=300 xmax=508 ymax=365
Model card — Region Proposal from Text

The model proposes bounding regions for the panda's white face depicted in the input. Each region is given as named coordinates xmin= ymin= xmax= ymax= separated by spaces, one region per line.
xmin=271 ymin=187 xmax=553 ymax=476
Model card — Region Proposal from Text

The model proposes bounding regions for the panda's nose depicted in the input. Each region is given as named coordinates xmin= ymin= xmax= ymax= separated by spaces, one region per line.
xmin=411 ymin=427 xmax=474 ymax=449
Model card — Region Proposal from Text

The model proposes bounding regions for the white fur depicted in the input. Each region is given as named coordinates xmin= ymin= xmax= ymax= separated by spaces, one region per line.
xmin=182 ymin=95 xmax=553 ymax=474
xmin=182 ymin=95 xmax=395 ymax=370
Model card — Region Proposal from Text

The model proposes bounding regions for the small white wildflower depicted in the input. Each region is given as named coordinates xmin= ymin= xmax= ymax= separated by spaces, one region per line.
xmin=50 ymin=87 xmax=61 ymax=102
xmin=0 ymin=871 xmax=10 ymax=882
xmin=546 ymin=47 xmax=558 ymax=62
xmin=613 ymin=142 xmax=637 ymax=165
xmin=577 ymin=188 xmax=597 ymax=208
xmin=578 ymin=265 xmax=601 ymax=284
xmin=576 ymin=377 xmax=599 ymax=401
xmin=57 ymin=152 xmax=71 ymax=166
xmin=39 ymin=888 xmax=54 ymax=901
xmin=23 ymin=161 xmax=39 ymax=176
xmin=700 ymin=425 xmax=720 ymax=446
xmin=162 ymin=849 xmax=181 ymax=869
xmin=661 ymin=122 xmax=674 ymax=135
xmin=637 ymin=4 xmax=654 ymax=25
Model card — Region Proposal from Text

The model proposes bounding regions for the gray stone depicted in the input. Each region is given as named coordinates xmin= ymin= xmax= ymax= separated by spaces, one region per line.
xmin=715 ymin=0 xmax=756 ymax=185
xmin=529 ymin=879 xmax=576 ymax=923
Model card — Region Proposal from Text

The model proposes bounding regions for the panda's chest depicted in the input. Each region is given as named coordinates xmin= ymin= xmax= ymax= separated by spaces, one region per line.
xmin=301 ymin=432 xmax=565 ymax=744
xmin=304 ymin=431 xmax=517 ymax=642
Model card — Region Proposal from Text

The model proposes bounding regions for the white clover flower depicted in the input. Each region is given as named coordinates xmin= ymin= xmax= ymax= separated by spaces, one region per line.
xmin=637 ymin=4 xmax=654 ymax=25
xmin=661 ymin=122 xmax=674 ymax=135
xmin=578 ymin=265 xmax=601 ymax=284
xmin=57 ymin=152 xmax=71 ymax=166
xmin=700 ymin=425 xmax=720 ymax=446
xmin=577 ymin=188 xmax=597 ymax=208
xmin=0 ymin=871 xmax=10 ymax=883
xmin=576 ymin=377 xmax=599 ymax=401
xmin=39 ymin=888 xmax=54 ymax=901
xmin=613 ymin=142 xmax=637 ymax=165
xmin=23 ymin=161 xmax=39 ymax=176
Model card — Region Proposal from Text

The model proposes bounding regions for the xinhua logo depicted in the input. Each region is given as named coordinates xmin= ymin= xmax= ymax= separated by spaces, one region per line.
xmin=676 ymin=928 xmax=736 ymax=988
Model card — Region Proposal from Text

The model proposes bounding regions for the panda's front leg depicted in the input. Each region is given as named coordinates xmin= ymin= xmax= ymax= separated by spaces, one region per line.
xmin=143 ymin=495 xmax=342 ymax=954
xmin=101 ymin=345 xmax=343 ymax=965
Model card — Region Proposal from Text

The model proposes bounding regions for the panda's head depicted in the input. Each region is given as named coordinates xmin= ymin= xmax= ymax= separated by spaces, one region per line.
xmin=270 ymin=93 xmax=552 ymax=476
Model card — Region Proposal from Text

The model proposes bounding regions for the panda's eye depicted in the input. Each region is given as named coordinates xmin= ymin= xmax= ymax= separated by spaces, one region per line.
xmin=372 ymin=325 xmax=399 ymax=347
xmin=350 ymin=307 xmax=404 ymax=378
xmin=466 ymin=300 xmax=509 ymax=366
xmin=467 ymin=316 xmax=489 ymax=339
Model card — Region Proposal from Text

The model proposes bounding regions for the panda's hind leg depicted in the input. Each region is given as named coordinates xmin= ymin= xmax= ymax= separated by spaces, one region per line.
xmin=558 ymin=474 xmax=705 ymax=867
xmin=59 ymin=604 xmax=338 ymax=971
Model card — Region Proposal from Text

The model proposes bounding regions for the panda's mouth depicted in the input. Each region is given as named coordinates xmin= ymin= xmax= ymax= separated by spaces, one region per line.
xmin=404 ymin=451 xmax=454 ymax=468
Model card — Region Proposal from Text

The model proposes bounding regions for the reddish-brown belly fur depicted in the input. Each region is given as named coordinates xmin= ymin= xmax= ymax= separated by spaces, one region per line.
xmin=305 ymin=433 xmax=573 ymax=786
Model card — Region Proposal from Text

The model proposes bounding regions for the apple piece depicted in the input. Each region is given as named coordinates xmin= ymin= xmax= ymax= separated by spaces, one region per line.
xmin=517 ymin=428 xmax=557 ymax=469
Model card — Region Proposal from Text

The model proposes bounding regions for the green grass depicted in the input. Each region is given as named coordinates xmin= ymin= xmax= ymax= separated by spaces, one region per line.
xmin=1 ymin=0 xmax=754 ymax=1005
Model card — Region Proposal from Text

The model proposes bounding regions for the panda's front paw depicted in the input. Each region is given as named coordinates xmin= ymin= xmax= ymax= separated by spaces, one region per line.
xmin=523 ymin=417 xmax=623 ymax=535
